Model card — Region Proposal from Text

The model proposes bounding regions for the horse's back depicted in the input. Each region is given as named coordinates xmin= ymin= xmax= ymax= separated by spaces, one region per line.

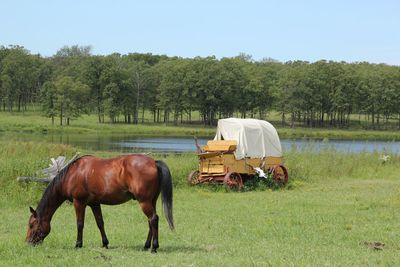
xmin=63 ymin=154 xmax=159 ymax=205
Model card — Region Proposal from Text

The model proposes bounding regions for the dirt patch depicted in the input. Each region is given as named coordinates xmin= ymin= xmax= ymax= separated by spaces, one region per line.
xmin=362 ymin=241 xmax=385 ymax=250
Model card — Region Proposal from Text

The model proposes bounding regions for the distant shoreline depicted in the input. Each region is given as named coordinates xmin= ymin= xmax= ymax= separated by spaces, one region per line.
xmin=1 ymin=112 xmax=399 ymax=141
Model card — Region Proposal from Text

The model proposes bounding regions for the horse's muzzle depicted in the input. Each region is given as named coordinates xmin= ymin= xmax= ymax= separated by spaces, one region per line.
xmin=26 ymin=233 xmax=44 ymax=246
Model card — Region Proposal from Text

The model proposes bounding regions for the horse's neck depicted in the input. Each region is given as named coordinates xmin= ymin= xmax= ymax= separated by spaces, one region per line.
xmin=37 ymin=183 xmax=65 ymax=223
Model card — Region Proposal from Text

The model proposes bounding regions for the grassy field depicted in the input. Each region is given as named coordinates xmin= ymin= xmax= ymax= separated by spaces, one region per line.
xmin=1 ymin=141 xmax=399 ymax=266
xmin=1 ymin=110 xmax=400 ymax=141
xmin=0 ymin=111 xmax=215 ymax=137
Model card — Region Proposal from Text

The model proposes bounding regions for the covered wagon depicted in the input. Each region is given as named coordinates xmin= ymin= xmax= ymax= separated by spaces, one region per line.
xmin=188 ymin=118 xmax=288 ymax=190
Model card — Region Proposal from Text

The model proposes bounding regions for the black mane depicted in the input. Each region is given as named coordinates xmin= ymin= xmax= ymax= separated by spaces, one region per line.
xmin=36 ymin=156 xmax=83 ymax=217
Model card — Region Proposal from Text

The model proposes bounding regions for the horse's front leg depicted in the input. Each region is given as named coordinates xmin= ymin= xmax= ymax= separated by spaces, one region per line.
xmin=73 ymin=200 xmax=86 ymax=248
xmin=144 ymin=220 xmax=152 ymax=251
xmin=90 ymin=204 xmax=109 ymax=248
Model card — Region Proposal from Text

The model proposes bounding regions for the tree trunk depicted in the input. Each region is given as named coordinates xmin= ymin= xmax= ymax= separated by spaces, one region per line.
xmin=371 ymin=111 xmax=375 ymax=129
xmin=60 ymin=107 xmax=63 ymax=126
xmin=134 ymin=71 xmax=140 ymax=125
xmin=290 ymin=112 xmax=294 ymax=128
xmin=377 ymin=112 xmax=380 ymax=129
xmin=398 ymin=113 xmax=400 ymax=129
xmin=18 ymin=95 xmax=21 ymax=112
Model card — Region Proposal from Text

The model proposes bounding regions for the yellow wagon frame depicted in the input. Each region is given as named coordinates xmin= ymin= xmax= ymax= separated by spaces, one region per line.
xmin=188 ymin=140 xmax=288 ymax=190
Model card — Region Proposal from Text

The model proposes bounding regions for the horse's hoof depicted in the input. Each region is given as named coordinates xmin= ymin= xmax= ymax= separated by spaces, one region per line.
xmin=151 ymin=249 xmax=157 ymax=254
xmin=102 ymin=245 xmax=109 ymax=249
xmin=75 ymin=242 xmax=83 ymax=248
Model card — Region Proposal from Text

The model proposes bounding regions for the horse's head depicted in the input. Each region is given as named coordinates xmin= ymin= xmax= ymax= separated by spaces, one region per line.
xmin=26 ymin=207 xmax=49 ymax=245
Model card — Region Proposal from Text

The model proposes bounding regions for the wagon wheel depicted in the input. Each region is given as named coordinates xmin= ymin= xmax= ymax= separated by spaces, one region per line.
xmin=270 ymin=165 xmax=288 ymax=185
xmin=187 ymin=170 xmax=200 ymax=186
xmin=223 ymin=172 xmax=243 ymax=191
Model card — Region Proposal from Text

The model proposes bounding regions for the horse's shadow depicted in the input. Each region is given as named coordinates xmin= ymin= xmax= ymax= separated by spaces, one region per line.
xmin=106 ymin=244 xmax=207 ymax=253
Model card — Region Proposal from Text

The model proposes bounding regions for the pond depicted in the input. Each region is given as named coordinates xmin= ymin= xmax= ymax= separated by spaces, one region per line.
xmin=4 ymin=133 xmax=400 ymax=154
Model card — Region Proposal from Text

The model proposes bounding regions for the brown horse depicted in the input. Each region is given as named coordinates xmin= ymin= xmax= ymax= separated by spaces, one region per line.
xmin=26 ymin=154 xmax=174 ymax=253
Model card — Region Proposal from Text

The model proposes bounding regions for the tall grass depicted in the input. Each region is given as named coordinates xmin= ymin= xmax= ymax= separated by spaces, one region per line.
xmin=0 ymin=141 xmax=78 ymax=206
xmin=1 ymin=141 xmax=400 ymax=266
xmin=1 ymin=141 xmax=399 ymax=203
xmin=284 ymin=145 xmax=400 ymax=183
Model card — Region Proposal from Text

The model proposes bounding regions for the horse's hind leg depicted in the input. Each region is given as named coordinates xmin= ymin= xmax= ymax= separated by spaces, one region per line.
xmin=139 ymin=201 xmax=159 ymax=253
xmin=90 ymin=204 xmax=109 ymax=248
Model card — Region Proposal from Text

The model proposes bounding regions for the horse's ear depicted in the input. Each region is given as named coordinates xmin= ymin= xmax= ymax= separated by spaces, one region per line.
xmin=29 ymin=206 xmax=37 ymax=217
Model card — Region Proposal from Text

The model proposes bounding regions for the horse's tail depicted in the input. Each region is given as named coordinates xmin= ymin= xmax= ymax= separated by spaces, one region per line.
xmin=156 ymin=160 xmax=174 ymax=230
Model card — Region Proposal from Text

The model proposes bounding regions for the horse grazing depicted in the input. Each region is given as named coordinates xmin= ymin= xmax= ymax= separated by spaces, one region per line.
xmin=26 ymin=154 xmax=174 ymax=253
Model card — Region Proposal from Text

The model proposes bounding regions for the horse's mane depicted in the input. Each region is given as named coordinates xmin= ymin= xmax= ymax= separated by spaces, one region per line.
xmin=36 ymin=155 xmax=85 ymax=217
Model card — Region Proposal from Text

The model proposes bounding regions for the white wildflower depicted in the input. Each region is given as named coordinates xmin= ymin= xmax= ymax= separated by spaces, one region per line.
xmin=379 ymin=155 xmax=390 ymax=164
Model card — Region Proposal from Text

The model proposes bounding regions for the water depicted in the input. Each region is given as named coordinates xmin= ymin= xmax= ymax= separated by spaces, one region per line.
xmin=113 ymin=137 xmax=400 ymax=154
xmin=4 ymin=133 xmax=399 ymax=154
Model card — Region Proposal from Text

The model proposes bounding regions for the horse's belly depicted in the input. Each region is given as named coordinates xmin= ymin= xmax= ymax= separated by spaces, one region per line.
xmin=88 ymin=191 xmax=134 ymax=205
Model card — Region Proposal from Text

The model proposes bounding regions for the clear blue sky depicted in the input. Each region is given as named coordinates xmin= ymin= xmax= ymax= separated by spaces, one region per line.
xmin=1 ymin=0 xmax=399 ymax=65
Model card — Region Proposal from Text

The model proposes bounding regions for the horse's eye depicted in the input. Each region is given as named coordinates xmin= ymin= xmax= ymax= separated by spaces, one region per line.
xmin=29 ymin=223 xmax=33 ymax=228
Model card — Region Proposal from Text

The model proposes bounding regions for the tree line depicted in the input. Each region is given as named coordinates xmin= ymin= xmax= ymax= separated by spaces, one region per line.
xmin=0 ymin=45 xmax=399 ymax=129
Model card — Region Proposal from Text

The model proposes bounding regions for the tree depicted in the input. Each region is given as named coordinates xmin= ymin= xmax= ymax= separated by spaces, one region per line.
xmin=81 ymin=56 xmax=106 ymax=123
xmin=102 ymin=82 xmax=121 ymax=123
xmin=40 ymin=81 xmax=57 ymax=125
xmin=0 ymin=47 xmax=42 ymax=111
xmin=157 ymin=60 xmax=189 ymax=124
xmin=190 ymin=57 xmax=221 ymax=125
xmin=55 ymin=45 xmax=92 ymax=58
xmin=0 ymin=74 xmax=12 ymax=111
xmin=51 ymin=76 xmax=90 ymax=125
xmin=128 ymin=61 xmax=151 ymax=124
xmin=98 ymin=56 xmax=127 ymax=123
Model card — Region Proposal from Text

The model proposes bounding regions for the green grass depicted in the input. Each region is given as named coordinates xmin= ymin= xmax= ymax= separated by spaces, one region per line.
xmin=2 ymin=182 xmax=400 ymax=266
xmin=1 ymin=141 xmax=400 ymax=266
xmin=0 ymin=111 xmax=215 ymax=136
xmin=1 ymin=110 xmax=400 ymax=140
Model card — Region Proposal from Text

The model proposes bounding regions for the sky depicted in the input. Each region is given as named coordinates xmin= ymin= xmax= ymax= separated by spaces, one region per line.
xmin=1 ymin=0 xmax=399 ymax=65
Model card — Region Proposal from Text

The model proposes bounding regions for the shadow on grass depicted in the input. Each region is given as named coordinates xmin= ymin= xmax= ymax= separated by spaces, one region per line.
xmin=105 ymin=244 xmax=207 ymax=253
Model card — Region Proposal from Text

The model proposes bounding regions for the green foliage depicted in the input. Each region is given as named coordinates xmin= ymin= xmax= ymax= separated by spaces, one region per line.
xmin=102 ymin=82 xmax=121 ymax=122
xmin=2 ymin=45 xmax=400 ymax=130
xmin=0 ymin=46 xmax=43 ymax=112
xmin=44 ymin=75 xmax=91 ymax=125
xmin=242 ymin=173 xmax=282 ymax=191
xmin=55 ymin=45 xmax=92 ymax=57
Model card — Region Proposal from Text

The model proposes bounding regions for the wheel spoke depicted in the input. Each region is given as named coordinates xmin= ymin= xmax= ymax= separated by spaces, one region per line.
xmin=188 ymin=170 xmax=200 ymax=185
xmin=223 ymin=172 xmax=243 ymax=191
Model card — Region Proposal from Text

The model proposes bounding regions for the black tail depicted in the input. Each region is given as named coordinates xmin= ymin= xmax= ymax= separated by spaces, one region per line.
xmin=156 ymin=160 xmax=174 ymax=230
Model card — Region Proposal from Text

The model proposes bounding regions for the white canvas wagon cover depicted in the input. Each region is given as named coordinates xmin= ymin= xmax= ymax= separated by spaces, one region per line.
xmin=214 ymin=118 xmax=282 ymax=160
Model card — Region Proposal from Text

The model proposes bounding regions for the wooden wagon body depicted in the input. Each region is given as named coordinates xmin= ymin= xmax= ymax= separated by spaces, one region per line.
xmin=188 ymin=119 xmax=288 ymax=190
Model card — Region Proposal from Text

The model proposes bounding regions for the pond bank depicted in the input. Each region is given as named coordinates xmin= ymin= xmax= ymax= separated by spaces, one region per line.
xmin=1 ymin=112 xmax=399 ymax=141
